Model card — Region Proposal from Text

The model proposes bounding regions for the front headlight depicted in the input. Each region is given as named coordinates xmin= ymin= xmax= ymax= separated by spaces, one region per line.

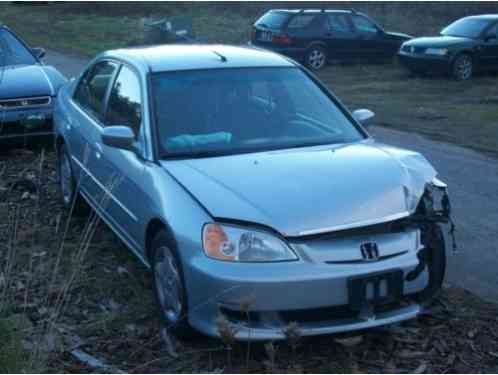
xmin=425 ymin=48 xmax=448 ymax=56
xmin=202 ymin=223 xmax=298 ymax=262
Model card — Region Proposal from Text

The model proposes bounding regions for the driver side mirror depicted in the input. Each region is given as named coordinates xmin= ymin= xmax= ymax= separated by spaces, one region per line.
xmin=352 ymin=109 xmax=375 ymax=127
xmin=102 ymin=126 xmax=136 ymax=151
xmin=31 ymin=47 xmax=46 ymax=59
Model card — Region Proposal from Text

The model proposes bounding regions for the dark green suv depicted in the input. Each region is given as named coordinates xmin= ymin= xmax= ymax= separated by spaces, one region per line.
xmin=250 ymin=9 xmax=412 ymax=70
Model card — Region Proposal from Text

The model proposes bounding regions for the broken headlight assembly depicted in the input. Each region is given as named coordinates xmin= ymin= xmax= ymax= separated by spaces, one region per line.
xmin=411 ymin=176 xmax=457 ymax=253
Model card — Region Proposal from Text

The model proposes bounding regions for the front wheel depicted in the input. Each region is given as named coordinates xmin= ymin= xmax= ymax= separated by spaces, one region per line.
xmin=305 ymin=46 xmax=327 ymax=71
xmin=57 ymin=143 xmax=88 ymax=215
xmin=452 ymin=53 xmax=473 ymax=80
xmin=151 ymin=231 xmax=194 ymax=339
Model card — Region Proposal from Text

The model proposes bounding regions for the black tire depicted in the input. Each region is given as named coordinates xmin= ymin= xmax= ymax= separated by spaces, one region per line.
xmin=151 ymin=230 xmax=195 ymax=339
xmin=416 ymin=224 xmax=446 ymax=306
xmin=57 ymin=143 xmax=89 ymax=216
xmin=305 ymin=45 xmax=327 ymax=71
xmin=452 ymin=53 xmax=473 ymax=81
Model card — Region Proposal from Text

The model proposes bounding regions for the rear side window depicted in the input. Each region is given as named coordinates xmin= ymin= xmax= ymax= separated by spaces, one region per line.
xmin=255 ymin=11 xmax=289 ymax=29
xmin=74 ymin=61 xmax=117 ymax=122
xmin=106 ymin=65 xmax=142 ymax=135
xmin=351 ymin=15 xmax=378 ymax=35
xmin=287 ymin=14 xmax=317 ymax=29
xmin=327 ymin=14 xmax=354 ymax=35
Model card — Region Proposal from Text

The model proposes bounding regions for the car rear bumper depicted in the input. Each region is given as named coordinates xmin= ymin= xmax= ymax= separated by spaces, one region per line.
xmin=184 ymin=229 xmax=432 ymax=340
xmin=398 ymin=52 xmax=451 ymax=73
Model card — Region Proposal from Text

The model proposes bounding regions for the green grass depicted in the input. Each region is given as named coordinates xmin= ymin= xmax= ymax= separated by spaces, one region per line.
xmin=1 ymin=2 xmax=497 ymax=155
xmin=0 ymin=3 xmax=252 ymax=56
xmin=318 ymin=63 xmax=498 ymax=156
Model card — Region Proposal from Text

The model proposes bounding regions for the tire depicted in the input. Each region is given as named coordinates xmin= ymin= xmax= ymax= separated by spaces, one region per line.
xmin=305 ymin=45 xmax=327 ymax=71
xmin=57 ymin=143 xmax=89 ymax=216
xmin=416 ymin=224 xmax=446 ymax=306
xmin=151 ymin=230 xmax=194 ymax=339
xmin=452 ymin=53 xmax=473 ymax=81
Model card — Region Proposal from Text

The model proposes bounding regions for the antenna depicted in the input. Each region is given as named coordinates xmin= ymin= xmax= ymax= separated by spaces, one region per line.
xmin=211 ymin=50 xmax=227 ymax=63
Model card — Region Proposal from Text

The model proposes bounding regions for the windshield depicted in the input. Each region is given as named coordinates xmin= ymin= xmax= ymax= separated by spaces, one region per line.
xmin=152 ymin=67 xmax=365 ymax=159
xmin=255 ymin=11 xmax=289 ymax=29
xmin=0 ymin=28 xmax=37 ymax=66
xmin=441 ymin=18 xmax=490 ymax=39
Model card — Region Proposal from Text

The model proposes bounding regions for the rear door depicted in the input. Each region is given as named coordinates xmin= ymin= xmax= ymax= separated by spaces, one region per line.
xmin=323 ymin=13 xmax=358 ymax=60
xmin=479 ymin=22 xmax=498 ymax=69
xmin=69 ymin=60 xmax=118 ymax=203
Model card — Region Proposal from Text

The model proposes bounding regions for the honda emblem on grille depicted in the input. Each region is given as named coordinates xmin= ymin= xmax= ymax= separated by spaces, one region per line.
xmin=360 ymin=241 xmax=379 ymax=261
xmin=21 ymin=100 xmax=29 ymax=107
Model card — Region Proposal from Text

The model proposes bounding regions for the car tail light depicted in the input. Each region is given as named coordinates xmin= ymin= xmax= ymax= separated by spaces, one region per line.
xmin=273 ymin=34 xmax=292 ymax=45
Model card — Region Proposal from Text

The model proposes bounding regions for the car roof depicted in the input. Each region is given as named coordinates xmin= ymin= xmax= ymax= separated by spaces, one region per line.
xmin=269 ymin=9 xmax=359 ymax=15
xmin=103 ymin=44 xmax=296 ymax=73
xmin=463 ymin=14 xmax=498 ymax=21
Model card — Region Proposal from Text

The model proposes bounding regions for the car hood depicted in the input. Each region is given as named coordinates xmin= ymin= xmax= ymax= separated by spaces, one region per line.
xmin=385 ymin=31 xmax=413 ymax=41
xmin=404 ymin=35 xmax=473 ymax=48
xmin=162 ymin=141 xmax=437 ymax=237
xmin=0 ymin=64 xmax=53 ymax=99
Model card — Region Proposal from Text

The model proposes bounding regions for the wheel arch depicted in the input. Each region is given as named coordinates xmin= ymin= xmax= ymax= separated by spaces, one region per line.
xmin=145 ymin=217 xmax=179 ymax=264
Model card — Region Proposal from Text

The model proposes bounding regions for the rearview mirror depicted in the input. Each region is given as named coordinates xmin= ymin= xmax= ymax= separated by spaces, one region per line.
xmin=102 ymin=126 xmax=135 ymax=151
xmin=352 ymin=109 xmax=375 ymax=127
xmin=31 ymin=47 xmax=46 ymax=59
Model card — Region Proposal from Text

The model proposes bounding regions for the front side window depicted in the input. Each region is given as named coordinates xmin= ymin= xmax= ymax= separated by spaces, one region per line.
xmin=287 ymin=14 xmax=317 ymax=29
xmin=441 ymin=18 xmax=491 ymax=39
xmin=327 ymin=14 xmax=354 ymax=35
xmin=351 ymin=15 xmax=378 ymax=35
xmin=73 ymin=61 xmax=117 ymax=122
xmin=106 ymin=65 xmax=142 ymax=135
xmin=485 ymin=23 xmax=498 ymax=40
xmin=0 ymin=28 xmax=37 ymax=66
xmin=152 ymin=67 xmax=365 ymax=158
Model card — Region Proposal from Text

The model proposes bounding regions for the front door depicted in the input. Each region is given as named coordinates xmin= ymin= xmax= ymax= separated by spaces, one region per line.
xmin=350 ymin=14 xmax=389 ymax=60
xmin=96 ymin=64 xmax=147 ymax=251
xmin=323 ymin=13 xmax=358 ymax=61
xmin=479 ymin=23 xmax=498 ymax=69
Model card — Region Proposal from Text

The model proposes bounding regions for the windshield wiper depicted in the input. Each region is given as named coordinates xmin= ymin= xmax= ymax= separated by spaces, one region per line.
xmin=162 ymin=150 xmax=229 ymax=160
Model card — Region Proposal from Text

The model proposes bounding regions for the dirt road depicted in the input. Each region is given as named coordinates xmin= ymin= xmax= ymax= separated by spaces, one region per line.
xmin=45 ymin=50 xmax=498 ymax=302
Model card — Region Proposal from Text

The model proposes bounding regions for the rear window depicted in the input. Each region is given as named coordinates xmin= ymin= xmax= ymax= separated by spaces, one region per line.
xmin=255 ymin=11 xmax=289 ymax=29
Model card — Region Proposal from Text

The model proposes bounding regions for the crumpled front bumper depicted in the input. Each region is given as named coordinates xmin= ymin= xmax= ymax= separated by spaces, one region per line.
xmin=184 ymin=228 xmax=430 ymax=341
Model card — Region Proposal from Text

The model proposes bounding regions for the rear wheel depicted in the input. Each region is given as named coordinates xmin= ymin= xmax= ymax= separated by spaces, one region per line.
xmin=452 ymin=53 xmax=473 ymax=80
xmin=305 ymin=45 xmax=327 ymax=71
xmin=151 ymin=231 xmax=194 ymax=339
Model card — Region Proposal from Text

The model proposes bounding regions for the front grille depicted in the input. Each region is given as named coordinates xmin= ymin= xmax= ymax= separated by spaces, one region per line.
xmin=0 ymin=96 xmax=51 ymax=110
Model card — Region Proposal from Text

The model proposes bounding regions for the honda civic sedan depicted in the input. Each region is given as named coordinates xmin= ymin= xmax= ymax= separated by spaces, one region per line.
xmin=54 ymin=45 xmax=451 ymax=340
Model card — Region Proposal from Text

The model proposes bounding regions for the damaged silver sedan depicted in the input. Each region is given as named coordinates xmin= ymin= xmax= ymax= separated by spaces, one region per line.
xmin=54 ymin=45 xmax=453 ymax=340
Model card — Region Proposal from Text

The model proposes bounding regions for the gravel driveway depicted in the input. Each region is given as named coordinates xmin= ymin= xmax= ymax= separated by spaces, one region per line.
xmin=45 ymin=50 xmax=498 ymax=303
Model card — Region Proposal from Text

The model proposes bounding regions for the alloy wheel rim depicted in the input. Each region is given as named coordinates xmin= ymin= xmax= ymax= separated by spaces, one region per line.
xmin=60 ymin=152 xmax=73 ymax=205
xmin=154 ymin=246 xmax=183 ymax=323
xmin=455 ymin=56 xmax=472 ymax=80
xmin=308 ymin=49 xmax=325 ymax=69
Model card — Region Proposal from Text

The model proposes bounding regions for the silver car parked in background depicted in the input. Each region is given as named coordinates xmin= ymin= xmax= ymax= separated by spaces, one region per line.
xmin=54 ymin=45 xmax=451 ymax=340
